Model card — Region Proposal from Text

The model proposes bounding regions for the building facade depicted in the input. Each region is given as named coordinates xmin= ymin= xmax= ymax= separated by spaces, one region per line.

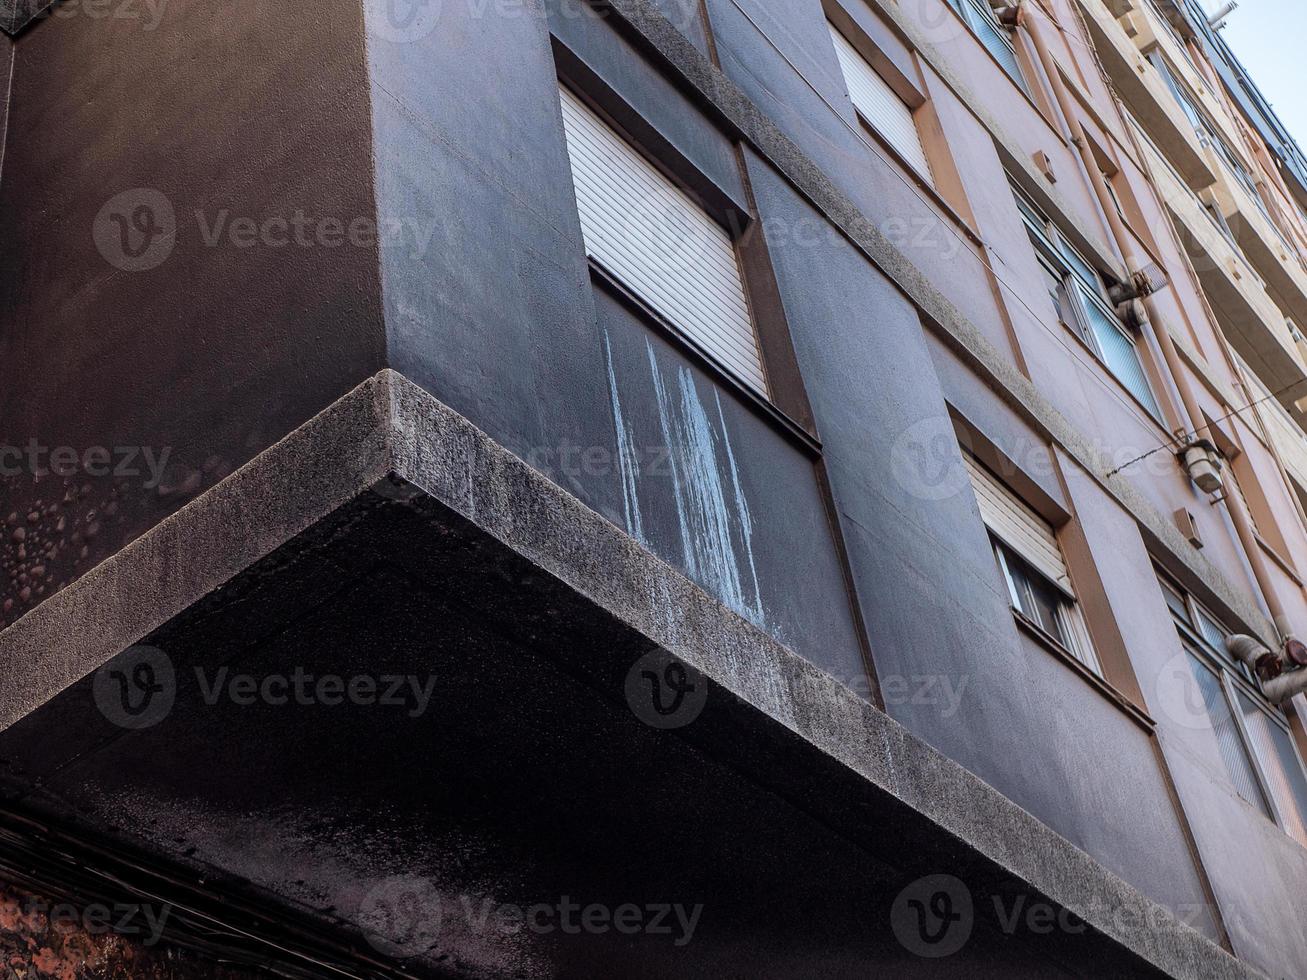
xmin=2 ymin=0 xmax=1307 ymax=975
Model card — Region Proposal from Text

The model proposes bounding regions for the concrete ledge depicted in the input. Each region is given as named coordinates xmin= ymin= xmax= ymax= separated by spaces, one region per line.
xmin=0 ymin=369 xmax=1265 ymax=979
xmin=1 ymin=0 xmax=54 ymax=36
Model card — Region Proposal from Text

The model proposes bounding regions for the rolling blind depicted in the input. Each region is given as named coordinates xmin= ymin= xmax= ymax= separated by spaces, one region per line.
xmin=964 ymin=454 xmax=1071 ymax=592
xmin=558 ymin=85 xmax=766 ymax=393
xmin=828 ymin=26 xmax=933 ymax=183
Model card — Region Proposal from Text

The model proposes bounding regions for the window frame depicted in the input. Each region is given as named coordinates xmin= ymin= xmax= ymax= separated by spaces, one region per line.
xmin=946 ymin=0 xmax=1030 ymax=93
xmin=965 ymin=452 xmax=1102 ymax=674
xmin=1011 ymin=182 xmax=1164 ymax=420
xmin=992 ymin=536 xmax=1101 ymax=673
xmin=827 ymin=23 xmax=934 ymax=186
xmin=1161 ymin=570 xmax=1307 ymax=843
xmin=557 ymin=82 xmax=769 ymax=397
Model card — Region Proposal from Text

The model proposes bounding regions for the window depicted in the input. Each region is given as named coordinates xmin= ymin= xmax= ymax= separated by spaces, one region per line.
xmin=965 ymin=454 xmax=1101 ymax=674
xmin=1226 ymin=468 xmax=1262 ymax=538
xmin=1148 ymin=52 xmax=1205 ymax=132
xmin=1148 ymin=53 xmax=1269 ymax=211
xmin=1161 ymin=572 xmax=1307 ymax=844
xmin=1099 ymin=168 xmax=1126 ymax=223
xmin=946 ymin=0 xmax=1028 ymax=92
xmin=557 ymin=85 xmax=767 ymax=394
xmin=828 ymin=25 xmax=933 ymax=183
xmin=1010 ymin=181 xmax=1164 ymax=420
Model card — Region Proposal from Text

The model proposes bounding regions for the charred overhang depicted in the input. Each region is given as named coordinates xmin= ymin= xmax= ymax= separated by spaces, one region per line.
xmin=1 ymin=0 xmax=54 ymax=36
xmin=0 ymin=371 xmax=1261 ymax=978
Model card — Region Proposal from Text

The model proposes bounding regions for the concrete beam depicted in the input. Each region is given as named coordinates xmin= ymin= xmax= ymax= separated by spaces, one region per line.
xmin=1 ymin=0 xmax=54 ymax=36
xmin=0 ymin=369 xmax=1267 ymax=979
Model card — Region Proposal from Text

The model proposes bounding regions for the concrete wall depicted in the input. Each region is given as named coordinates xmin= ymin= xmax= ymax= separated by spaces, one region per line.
xmin=0 ymin=0 xmax=385 ymax=629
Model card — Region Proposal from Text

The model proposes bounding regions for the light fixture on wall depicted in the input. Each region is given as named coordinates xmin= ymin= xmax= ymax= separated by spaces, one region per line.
xmin=1179 ymin=439 xmax=1225 ymax=494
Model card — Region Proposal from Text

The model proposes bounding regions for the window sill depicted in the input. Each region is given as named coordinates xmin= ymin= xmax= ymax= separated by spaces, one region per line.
xmin=1013 ymin=611 xmax=1156 ymax=733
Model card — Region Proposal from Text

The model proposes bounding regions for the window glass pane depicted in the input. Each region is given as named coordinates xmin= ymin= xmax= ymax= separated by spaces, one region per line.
xmin=1057 ymin=604 xmax=1103 ymax=675
xmin=1024 ymin=567 xmax=1066 ymax=639
xmin=1074 ymin=285 xmax=1163 ymax=418
xmin=1101 ymin=171 xmax=1126 ymax=221
xmin=1204 ymin=202 xmax=1237 ymax=244
xmin=954 ymin=0 xmax=1027 ymax=91
xmin=1000 ymin=545 xmax=1070 ymax=647
xmin=1236 ymin=692 xmax=1307 ymax=845
xmin=1193 ymin=605 xmax=1229 ymax=651
xmin=993 ymin=539 xmax=1100 ymax=672
xmin=1038 ymin=262 xmax=1062 ymax=305
xmin=992 ymin=541 xmax=1024 ymax=610
xmin=1160 ymin=579 xmax=1191 ymax=623
xmin=1184 ymin=652 xmax=1272 ymax=815
xmin=1150 ymin=54 xmax=1204 ymax=130
xmin=1013 ymin=187 xmax=1048 ymax=233
xmin=1060 ymin=242 xmax=1102 ymax=292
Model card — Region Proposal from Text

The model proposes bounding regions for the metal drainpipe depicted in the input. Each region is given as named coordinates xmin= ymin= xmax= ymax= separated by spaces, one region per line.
xmin=1023 ymin=2 xmax=1293 ymax=640
xmin=1079 ymin=2 xmax=1307 ymax=630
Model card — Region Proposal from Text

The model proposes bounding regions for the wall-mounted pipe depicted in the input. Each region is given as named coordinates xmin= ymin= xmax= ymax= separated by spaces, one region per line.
xmin=1224 ymin=634 xmax=1284 ymax=684
xmin=1024 ymin=3 xmax=1293 ymax=642
xmin=1262 ymin=668 xmax=1307 ymax=704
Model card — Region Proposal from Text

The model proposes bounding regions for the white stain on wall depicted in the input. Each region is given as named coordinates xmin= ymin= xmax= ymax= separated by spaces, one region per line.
xmin=604 ymin=332 xmax=765 ymax=628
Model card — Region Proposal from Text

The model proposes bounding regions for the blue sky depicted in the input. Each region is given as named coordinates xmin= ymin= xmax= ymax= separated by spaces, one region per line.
xmin=1201 ymin=0 xmax=1307 ymax=150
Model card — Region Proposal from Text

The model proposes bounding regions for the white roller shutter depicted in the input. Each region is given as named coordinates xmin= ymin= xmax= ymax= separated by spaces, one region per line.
xmin=964 ymin=454 xmax=1072 ymax=592
xmin=828 ymin=25 xmax=933 ymax=183
xmin=558 ymin=86 xmax=767 ymax=394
